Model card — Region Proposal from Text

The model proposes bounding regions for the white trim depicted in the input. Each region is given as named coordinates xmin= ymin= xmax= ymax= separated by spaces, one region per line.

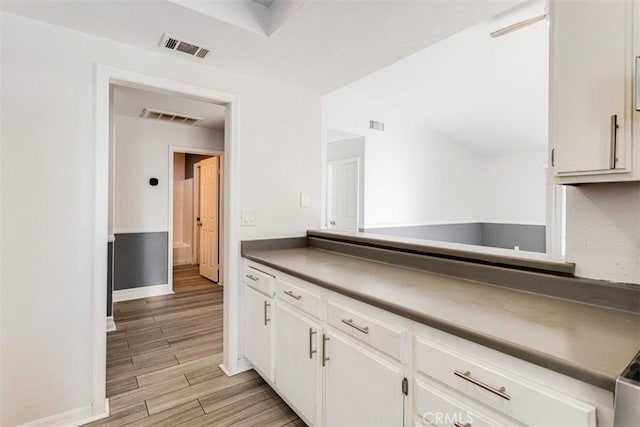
xmin=95 ymin=65 xmax=242 ymax=420
xmin=22 ymin=400 xmax=109 ymax=427
xmin=106 ymin=316 xmax=116 ymax=332
xmin=113 ymin=227 xmax=169 ymax=234
xmin=107 ymin=235 xmax=116 ymax=243
xmin=112 ymin=283 xmax=173 ymax=302
xmin=168 ymin=146 xmax=224 ymax=294
xmin=218 ymin=357 xmax=253 ymax=377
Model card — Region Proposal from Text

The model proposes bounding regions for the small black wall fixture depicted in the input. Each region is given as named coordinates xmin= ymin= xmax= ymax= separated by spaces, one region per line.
xmin=149 ymin=178 xmax=159 ymax=186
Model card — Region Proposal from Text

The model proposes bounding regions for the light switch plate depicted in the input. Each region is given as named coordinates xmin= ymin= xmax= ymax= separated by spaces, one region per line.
xmin=300 ymin=192 xmax=310 ymax=208
xmin=241 ymin=209 xmax=256 ymax=226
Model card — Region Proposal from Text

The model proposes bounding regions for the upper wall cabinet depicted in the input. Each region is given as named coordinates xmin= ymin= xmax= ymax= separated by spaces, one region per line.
xmin=549 ymin=0 xmax=640 ymax=184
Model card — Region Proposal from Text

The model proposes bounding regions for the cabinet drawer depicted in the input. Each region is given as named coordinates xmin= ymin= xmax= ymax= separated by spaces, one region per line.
xmin=415 ymin=336 xmax=597 ymax=427
xmin=243 ymin=265 xmax=274 ymax=297
xmin=327 ymin=300 xmax=405 ymax=362
xmin=276 ymin=278 xmax=321 ymax=319
xmin=414 ymin=379 xmax=518 ymax=427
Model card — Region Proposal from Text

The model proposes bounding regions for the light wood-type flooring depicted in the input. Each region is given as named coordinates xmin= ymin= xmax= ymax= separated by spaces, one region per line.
xmin=86 ymin=264 xmax=303 ymax=427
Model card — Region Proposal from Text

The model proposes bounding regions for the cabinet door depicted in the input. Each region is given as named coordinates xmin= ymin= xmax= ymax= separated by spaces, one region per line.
xmin=275 ymin=303 xmax=321 ymax=425
xmin=244 ymin=286 xmax=273 ymax=380
xmin=550 ymin=0 xmax=632 ymax=177
xmin=324 ymin=331 xmax=405 ymax=427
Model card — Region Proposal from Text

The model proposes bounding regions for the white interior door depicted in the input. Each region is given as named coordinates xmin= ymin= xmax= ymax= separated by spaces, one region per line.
xmin=199 ymin=156 xmax=219 ymax=282
xmin=328 ymin=159 xmax=359 ymax=231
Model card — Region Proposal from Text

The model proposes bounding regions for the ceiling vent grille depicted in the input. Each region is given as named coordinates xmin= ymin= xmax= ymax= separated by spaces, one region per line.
xmin=159 ymin=33 xmax=211 ymax=59
xmin=369 ymin=120 xmax=385 ymax=131
xmin=140 ymin=108 xmax=203 ymax=125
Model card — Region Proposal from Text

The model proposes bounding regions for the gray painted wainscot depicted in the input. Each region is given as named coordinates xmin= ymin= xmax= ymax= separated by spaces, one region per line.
xmin=113 ymin=232 xmax=168 ymax=290
xmin=367 ymin=222 xmax=546 ymax=253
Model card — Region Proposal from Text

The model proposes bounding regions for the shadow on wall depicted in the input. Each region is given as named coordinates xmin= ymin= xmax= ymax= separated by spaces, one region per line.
xmin=367 ymin=222 xmax=546 ymax=253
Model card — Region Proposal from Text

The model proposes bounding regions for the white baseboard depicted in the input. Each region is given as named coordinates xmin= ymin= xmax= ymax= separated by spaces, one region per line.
xmin=22 ymin=399 xmax=109 ymax=427
xmin=112 ymin=283 xmax=173 ymax=302
xmin=219 ymin=358 xmax=253 ymax=377
xmin=106 ymin=316 xmax=117 ymax=332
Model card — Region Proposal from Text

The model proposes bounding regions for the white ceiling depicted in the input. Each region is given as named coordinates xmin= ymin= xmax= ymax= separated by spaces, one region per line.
xmin=343 ymin=1 xmax=548 ymax=154
xmin=0 ymin=0 xmax=524 ymax=94
xmin=113 ymin=86 xmax=226 ymax=130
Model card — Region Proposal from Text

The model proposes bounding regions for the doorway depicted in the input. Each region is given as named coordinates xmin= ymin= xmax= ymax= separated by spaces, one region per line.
xmin=95 ymin=65 xmax=244 ymax=419
xmin=171 ymin=151 xmax=224 ymax=285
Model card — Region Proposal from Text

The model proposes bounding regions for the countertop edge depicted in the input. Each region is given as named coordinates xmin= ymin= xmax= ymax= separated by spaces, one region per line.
xmin=307 ymin=230 xmax=576 ymax=275
xmin=244 ymin=252 xmax=617 ymax=392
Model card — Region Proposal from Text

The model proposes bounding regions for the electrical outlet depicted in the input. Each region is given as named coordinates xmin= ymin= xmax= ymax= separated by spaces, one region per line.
xmin=241 ymin=209 xmax=256 ymax=226
xmin=300 ymin=192 xmax=310 ymax=208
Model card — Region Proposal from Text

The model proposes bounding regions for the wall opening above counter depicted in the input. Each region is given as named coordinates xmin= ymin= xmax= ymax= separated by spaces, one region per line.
xmin=321 ymin=0 xmax=564 ymax=258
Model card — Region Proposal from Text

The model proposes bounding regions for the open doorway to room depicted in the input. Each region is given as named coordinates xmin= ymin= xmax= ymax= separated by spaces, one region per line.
xmin=171 ymin=151 xmax=224 ymax=284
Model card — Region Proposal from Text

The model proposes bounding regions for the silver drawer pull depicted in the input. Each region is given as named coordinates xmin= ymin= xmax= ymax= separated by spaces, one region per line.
xmin=283 ymin=290 xmax=302 ymax=300
xmin=246 ymin=274 xmax=259 ymax=282
xmin=454 ymin=423 xmax=471 ymax=427
xmin=341 ymin=318 xmax=369 ymax=334
xmin=454 ymin=370 xmax=511 ymax=401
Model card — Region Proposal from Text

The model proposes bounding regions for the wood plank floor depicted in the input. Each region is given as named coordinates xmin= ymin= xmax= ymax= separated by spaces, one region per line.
xmin=86 ymin=264 xmax=303 ymax=427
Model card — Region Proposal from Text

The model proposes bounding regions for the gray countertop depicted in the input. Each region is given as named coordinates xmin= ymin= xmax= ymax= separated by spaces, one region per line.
xmin=244 ymin=246 xmax=640 ymax=392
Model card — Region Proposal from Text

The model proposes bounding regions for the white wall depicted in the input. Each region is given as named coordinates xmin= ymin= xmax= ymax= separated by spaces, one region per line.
xmin=113 ymin=115 xmax=222 ymax=233
xmin=323 ymin=88 xmax=483 ymax=227
xmin=479 ymin=149 xmax=547 ymax=224
xmin=566 ymin=183 xmax=640 ymax=284
xmin=0 ymin=12 xmax=321 ymax=426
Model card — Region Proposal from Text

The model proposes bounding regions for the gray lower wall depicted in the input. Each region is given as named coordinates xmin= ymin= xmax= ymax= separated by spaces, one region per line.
xmin=481 ymin=223 xmax=545 ymax=253
xmin=367 ymin=223 xmax=483 ymax=246
xmin=367 ymin=223 xmax=546 ymax=253
xmin=107 ymin=242 xmax=113 ymax=316
xmin=114 ymin=232 xmax=168 ymax=290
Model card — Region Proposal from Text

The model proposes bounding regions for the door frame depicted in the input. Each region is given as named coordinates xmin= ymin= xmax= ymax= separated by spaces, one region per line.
xmin=168 ymin=147 xmax=224 ymax=290
xmin=94 ymin=64 xmax=245 ymax=419
xmin=326 ymin=157 xmax=360 ymax=231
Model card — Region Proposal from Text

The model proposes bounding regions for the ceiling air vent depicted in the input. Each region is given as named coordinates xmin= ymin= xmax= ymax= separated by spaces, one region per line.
xmin=369 ymin=120 xmax=385 ymax=131
xmin=140 ymin=108 xmax=203 ymax=125
xmin=159 ymin=33 xmax=211 ymax=59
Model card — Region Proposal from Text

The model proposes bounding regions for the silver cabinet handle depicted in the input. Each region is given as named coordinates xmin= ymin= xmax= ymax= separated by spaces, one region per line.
xmin=454 ymin=423 xmax=471 ymax=427
xmin=309 ymin=328 xmax=317 ymax=359
xmin=283 ymin=290 xmax=302 ymax=300
xmin=454 ymin=370 xmax=510 ymax=400
xmin=264 ymin=301 xmax=271 ymax=325
xmin=322 ymin=334 xmax=330 ymax=367
xmin=246 ymin=274 xmax=259 ymax=282
xmin=610 ymin=114 xmax=619 ymax=169
xmin=341 ymin=318 xmax=369 ymax=334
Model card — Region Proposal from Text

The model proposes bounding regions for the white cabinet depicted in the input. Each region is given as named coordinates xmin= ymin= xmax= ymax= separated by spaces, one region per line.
xmin=549 ymin=0 xmax=639 ymax=183
xmin=275 ymin=303 xmax=322 ymax=425
xmin=242 ymin=260 xmax=610 ymax=427
xmin=323 ymin=331 xmax=405 ymax=427
xmin=244 ymin=285 xmax=274 ymax=381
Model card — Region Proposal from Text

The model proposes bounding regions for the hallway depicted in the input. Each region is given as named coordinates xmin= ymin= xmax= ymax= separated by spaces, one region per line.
xmin=88 ymin=265 xmax=302 ymax=426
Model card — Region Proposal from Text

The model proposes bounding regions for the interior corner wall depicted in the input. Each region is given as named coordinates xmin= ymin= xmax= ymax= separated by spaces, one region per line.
xmin=322 ymin=88 xmax=482 ymax=227
xmin=566 ymin=183 xmax=640 ymax=284
xmin=0 ymin=11 xmax=321 ymax=426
